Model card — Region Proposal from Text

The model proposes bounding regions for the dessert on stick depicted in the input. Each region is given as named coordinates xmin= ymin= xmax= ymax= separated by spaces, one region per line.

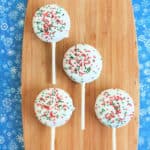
xmin=32 ymin=4 xmax=71 ymax=84
xmin=34 ymin=88 xmax=75 ymax=150
xmin=95 ymin=89 xmax=134 ymax=150
xmin=63 ymin=44 xmax=102 ymax=130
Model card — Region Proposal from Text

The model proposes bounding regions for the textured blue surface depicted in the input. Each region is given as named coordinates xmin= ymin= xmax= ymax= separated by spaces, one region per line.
xmin=132 ymin=0 xmax=150 ymax=149
xmin=0 ymin=0 xmax=149 ymax=149
xmin=0 ymin=0 xmax=26 ymax=149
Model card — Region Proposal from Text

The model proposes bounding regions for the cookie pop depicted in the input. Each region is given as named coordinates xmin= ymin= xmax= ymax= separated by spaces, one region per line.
xmin=34 ymin=88 xmax=75 ymax=150
xmin=32 ymin=4 xmax=71 ymax=84
xmin=95 ymin=89 xmax=134 ymax=150
xmin=63 ymin=44 xmax=102 ymax=130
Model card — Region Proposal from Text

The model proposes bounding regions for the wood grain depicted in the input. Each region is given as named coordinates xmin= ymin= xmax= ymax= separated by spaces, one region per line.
xmin=22 ymin=0 xmax=139 ymax=150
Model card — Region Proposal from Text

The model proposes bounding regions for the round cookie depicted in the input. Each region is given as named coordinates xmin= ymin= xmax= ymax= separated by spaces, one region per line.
xmin=32 ymin=4 xmax=70 ymax=43
xmin=34 ymin=88 xmax=75 ymax=127
xmin=95 ymin=89 xmax=134 ymax=128
xmin=63 ymin=44 xmax=102 ymax=83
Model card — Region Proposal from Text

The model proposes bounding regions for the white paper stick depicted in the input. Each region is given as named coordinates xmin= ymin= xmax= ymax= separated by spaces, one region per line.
xmin=112 ymin=128 xmax=116 ymax=150
xmin=81 ymin=83 xmax=85 ymax=130
xmin=51 ymin=127 xmax=55 ymax=150
xmin=52 ymin=42 xmax=56 ymax=84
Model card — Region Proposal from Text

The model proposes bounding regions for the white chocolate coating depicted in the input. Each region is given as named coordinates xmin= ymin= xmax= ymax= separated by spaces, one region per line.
xmin=32 ymin=4 xmax=70 ymax=43
xmin=95 ymin=89 xmax=134 ymax=128
xmin=34 ymin=88 xmax=75 ymax=127
xmin=63 ymin=44 xmax=102 ymax=83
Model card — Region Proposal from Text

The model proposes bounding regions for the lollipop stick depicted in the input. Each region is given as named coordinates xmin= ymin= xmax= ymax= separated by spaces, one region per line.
xmin=52 ymin=42 xmax=56 ymax=84
xmin=81 ymin=83 xmax=85 ymax=130
xmin=51 ymin=127 xmax=55 ymax=150
xmin=112 ymin=128 xmax=116 ymax=150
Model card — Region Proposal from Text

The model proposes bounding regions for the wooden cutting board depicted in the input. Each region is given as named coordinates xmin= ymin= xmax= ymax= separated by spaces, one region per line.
xmin=22 ymin=0 xmax=139 ymax=150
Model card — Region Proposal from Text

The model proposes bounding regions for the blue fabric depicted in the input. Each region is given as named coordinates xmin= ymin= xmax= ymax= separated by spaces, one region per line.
xmin=0 ymin=0 xmax=149 ymax=149
xmin=132 ymin=0 xmax=150 ymax=149
xmin=0 ymin=0 xmax=27 ymax=149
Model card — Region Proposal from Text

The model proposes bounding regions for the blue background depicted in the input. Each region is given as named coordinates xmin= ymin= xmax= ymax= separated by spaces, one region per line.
xmin=0 ymin=0 xmax=149 ymax=149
